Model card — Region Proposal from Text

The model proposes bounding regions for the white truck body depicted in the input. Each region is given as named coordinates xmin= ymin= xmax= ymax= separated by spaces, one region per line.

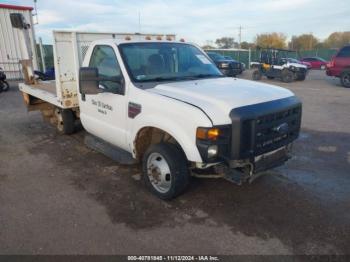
xmin=17 ymin=30 xmax=302 ymax=199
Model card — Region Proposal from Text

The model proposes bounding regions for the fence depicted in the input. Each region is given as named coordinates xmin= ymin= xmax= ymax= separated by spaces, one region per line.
xmin=204 ymin=48 xmax=339 ymax=68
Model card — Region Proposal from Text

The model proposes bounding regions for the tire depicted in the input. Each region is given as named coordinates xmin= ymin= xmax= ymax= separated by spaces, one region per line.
xmin=1 ymin=81 xmax=9 ymax=91
xmin=340 ymin=71 xmax=350 ymax=88
xmin=296 ymin=74 xmax=306 ymax=81
xmin=267 ymin=76 xmax=275 ymax=79
xmin=142 ymin=143 xmax=190 ymax=200
xmin=54 ymin=109 xmax=75 ymax=134
xmin=61 ymin=109 xmax=76 ymax=134
xmin=252 ymin=70 xmax=262 ymax=81
xmin=281 ymin=69 xmax=294 ymax=83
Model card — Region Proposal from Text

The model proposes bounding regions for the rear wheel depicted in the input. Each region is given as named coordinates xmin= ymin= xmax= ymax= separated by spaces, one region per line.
xmin=340 ymin=71 xmax=350 ymax=88
xmin=281 ymin=69 xmax=294 ymax=83
xmin=267 ymin=76 xmax=275 ymax=79
xmin=54 ymin=108 xmax=76 ymax=134
xmin=252 ymin=70 xmax=262 ymax=81
xmin=142 ymin=143 xmax=190 ymax=200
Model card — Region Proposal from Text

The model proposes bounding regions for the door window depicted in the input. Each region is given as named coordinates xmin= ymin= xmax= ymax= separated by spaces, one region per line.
xmin=89 ymin=45 xmax=123 ymax=94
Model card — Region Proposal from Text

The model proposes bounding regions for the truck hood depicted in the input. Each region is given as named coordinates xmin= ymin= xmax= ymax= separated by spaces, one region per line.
xmin=147 ymin=77 xmax=294 ymax=125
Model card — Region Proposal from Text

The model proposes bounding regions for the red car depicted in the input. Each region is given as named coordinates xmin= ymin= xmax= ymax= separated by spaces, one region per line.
xmin=326 ymin=45 xmax=350 ymax=88
xmin=300 ymin=57 xmax=328 ymax=70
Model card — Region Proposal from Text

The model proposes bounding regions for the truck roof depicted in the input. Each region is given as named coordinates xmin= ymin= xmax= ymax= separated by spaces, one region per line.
xmin=91 ymin=38 xmax=188 ymax=46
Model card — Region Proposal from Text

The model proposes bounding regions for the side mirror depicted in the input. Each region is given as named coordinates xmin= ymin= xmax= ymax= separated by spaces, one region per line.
xmin=10 ymin=13 xmax=29 ymax=29
xmin=79 ymin=67 xmax=102 ymax=96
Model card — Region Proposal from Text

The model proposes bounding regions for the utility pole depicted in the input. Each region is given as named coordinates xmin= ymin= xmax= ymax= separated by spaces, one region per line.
xmin=238 ymin=25 xmax=242 ymax=49
xmin=138 ymin=11 xmax=141 ymax=33
xmin=238 ymin=25 xmax=242 ymax=61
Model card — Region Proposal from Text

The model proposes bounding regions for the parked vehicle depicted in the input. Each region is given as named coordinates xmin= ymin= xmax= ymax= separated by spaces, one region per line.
xmin=12 ymin=13 xmax=302 ymax=199
xmin=326 ymin=45 xmax=350 ymax=88
xmin=224 ymin=56 xmax=246 ymax=73
xmin=285 ymin=58 xmax=312 ymax=69
xmin=300 ymin=57 xmax=328 ymax=70
xmin=0 ymin=67 xmax=10 ymax=92
xmin=207 ymin=52 xmax=243 ymax=76
xmin=251 ymin=48 xmax=308 ymax=82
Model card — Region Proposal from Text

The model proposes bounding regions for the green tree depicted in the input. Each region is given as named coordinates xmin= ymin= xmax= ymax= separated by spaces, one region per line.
xmin=215 ymin=37 xmax=237 ymax=49
xmin=324 ymin=32 xmax=350 ymax=48
xmin=240 ymin=41 xmax=256 ymax=49
xmin=255 ymin=33 xmax=287 ymax=49
xmin=289 ymin=34 xmax=319 ymax=50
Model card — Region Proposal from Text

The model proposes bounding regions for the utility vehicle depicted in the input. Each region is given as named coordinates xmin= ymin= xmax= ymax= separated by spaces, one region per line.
xmin=12 ymin=13 xmax=302 ymax=199
xmin=251 ymin=48 xmax=308 ymax=82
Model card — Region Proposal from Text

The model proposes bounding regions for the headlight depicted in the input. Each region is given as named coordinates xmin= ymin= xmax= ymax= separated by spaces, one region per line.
xmin=207 ymin=145 xmax=218 ymax=158
xmin=220 ymin=63 xmax=229 ymax=68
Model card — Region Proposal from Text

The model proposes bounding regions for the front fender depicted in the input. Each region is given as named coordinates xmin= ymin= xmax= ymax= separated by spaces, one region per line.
xmin=129 ymin=114 xmax=206 ymax=162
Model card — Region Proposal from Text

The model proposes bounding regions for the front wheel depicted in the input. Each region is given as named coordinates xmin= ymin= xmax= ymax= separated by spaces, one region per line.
xmin=142 ymin=143 xmax=190 ymax=200
xmin=281 ymin=69 xmax=294 ymax=83
xmin=340 ymin=71 xmax=350 ymax=88
xmin=296 ymin=74 xmax=306 ymax=81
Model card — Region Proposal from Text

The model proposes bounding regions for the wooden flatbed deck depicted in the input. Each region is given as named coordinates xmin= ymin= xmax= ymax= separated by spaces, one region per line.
xmin=31 ymin=81 xmax=56 ymax=95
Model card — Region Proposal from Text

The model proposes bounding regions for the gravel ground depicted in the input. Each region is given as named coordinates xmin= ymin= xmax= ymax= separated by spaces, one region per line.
xmin=0 ymin=70 xmax=349 ymax=255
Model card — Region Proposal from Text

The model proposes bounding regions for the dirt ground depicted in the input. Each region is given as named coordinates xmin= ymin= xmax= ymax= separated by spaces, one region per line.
xmin=0 ymin=70 xmax=349 ymax=255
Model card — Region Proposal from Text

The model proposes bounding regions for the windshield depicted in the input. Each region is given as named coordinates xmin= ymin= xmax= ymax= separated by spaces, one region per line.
xmin=207 ymin=52 xmax=225 ymax=61
xmin=288 ymin=58 xmax=300 ymax=63
xmin=119 ymin=43 xmax=223 ymax=82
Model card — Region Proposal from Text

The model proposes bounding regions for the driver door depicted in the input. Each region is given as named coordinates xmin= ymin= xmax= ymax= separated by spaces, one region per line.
xmin=79 ymin=45 xmax=129 ymax=151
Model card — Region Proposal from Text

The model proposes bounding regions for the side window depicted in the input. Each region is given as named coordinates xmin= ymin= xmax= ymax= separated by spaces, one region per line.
xmin=337 ymin=47 xmax=350 ymax=58
xmin=89 ymin=45 xmax=123 ymax=94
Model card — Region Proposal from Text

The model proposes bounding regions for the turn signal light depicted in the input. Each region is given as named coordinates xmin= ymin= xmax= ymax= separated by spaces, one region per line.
xmin=196 ymin=127 xmax=220 ymax=141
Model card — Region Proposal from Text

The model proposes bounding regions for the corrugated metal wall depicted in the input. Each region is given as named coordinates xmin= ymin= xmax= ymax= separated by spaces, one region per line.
xmin=0 ymin=7 xmax=38 ymax=80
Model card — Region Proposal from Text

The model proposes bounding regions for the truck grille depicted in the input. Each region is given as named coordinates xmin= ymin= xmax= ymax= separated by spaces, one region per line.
xmin=230 ymin=63 xmax=241 ymax=69
xmin=230 ymin=96 xmax=302 ymax=160
xmin=253 ymin=105 xmax=301 ymax=155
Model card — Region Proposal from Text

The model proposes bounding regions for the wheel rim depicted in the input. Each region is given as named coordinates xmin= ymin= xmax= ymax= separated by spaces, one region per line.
xmin=146 ymin=152 xmax=172 ymax=193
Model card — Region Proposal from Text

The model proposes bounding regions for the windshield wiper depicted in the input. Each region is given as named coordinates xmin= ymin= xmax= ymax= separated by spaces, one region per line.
xmin=139 ymin=74 xmax=224 ymax=82
xmin=140 ymin=76 xmax=181 ymax=82
xmin=190 ymin=74 xmax=225 ymax=79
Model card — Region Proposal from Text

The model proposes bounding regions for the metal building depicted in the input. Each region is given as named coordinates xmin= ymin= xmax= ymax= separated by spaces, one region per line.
xmin=0 ymin=3 xmax=39 ymax=80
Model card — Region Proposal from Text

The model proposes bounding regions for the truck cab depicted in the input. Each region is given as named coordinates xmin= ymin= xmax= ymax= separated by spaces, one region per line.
xmin=78 ymin=38 xmax=302 ymax=199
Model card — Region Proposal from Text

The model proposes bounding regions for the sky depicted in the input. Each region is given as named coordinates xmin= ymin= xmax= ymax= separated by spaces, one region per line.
xmin=3 ymin=0 xmax=350 ymax=45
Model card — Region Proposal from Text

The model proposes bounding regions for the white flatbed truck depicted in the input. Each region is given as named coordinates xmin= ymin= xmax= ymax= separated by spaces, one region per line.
xmin=12 ymin=13 xmax=302 ymax=199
